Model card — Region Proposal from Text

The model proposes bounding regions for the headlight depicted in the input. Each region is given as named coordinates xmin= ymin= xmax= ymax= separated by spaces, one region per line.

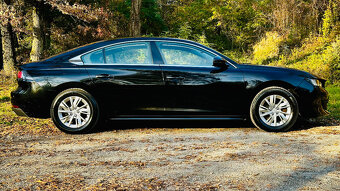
xmin=306 ymin=78 xmax=322 ymax=87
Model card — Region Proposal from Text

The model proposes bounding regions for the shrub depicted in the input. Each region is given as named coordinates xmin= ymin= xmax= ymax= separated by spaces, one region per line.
xmin=271 ymin=35 xmax=340 ymax=82
xmin=252 ymin=32 xmax=284 ymax=64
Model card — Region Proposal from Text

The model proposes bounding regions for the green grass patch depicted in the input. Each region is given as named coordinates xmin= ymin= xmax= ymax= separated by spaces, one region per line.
xmin=0 ymin=96 xmax=10 ymax=103
xmin=326 ymin=85 xmax=340 ymax=120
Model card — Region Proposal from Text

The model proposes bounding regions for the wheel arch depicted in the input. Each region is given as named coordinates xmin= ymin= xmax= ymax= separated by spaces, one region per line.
xmin=54 ymin=82 xmax=93 ymax=95
xmin=252 ymin=80 xmax=298 ymax=98
xmin=48 ymin=82 xmax=97 ymax=111
xmin=246 ymin=80 xmax=300 ymax=116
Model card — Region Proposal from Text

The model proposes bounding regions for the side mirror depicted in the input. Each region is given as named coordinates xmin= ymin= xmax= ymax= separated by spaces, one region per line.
xmin=213 ymin=56 xmax=227 ymax=68
xmin=211 ymin=57 xmax=228 ymax=73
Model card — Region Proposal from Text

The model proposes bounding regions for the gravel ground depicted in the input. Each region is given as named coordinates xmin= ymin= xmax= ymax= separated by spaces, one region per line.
xmin=0 ymin=121 xmax=339 ymax=190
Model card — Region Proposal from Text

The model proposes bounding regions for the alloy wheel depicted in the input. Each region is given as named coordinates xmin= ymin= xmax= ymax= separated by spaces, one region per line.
xmin=57 ymin=96 xmax=91 ymax=128
xmin=258 ymin=94 xmax=293 ymax=127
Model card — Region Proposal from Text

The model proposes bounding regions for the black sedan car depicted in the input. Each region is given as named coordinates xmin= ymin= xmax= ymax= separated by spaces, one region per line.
xmin=11 ymin=37 xmax=329 ymax=133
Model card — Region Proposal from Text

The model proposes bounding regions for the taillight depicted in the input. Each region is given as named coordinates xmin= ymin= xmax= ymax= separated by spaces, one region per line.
xmin=18 ymin=71 xmax=23 ymax=79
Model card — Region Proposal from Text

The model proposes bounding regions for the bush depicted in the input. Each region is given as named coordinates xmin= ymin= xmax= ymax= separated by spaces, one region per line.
xmin=252 ymin=32 xmax=284 ymax=64
xmin=266 ymin=35 xmax=340 ymax=83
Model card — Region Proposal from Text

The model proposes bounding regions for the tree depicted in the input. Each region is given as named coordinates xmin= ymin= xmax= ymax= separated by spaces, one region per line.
xmin=0 ymin=0 xmax=16 ymax=77
xmin=30 ymin=1 xmax=43 ymax=61
xmin=130 ymin=0 xmax=142 ymax=37
xmin=0 ymin=27 xmax=2 ymax=70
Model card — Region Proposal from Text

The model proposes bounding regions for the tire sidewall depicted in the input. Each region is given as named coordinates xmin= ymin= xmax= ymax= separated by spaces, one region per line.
xmin=51 ymin=89 xmax=99 ymax=134
xmin=251 ymin=88 xmax=298 ymax=132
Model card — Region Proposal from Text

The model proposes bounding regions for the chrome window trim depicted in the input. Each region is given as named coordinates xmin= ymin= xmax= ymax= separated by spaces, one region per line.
xmin=77 ymin=64 xmax=158 ymax=66
xmin=76 ymin=64 xmax=212 ymax=68
xmin=68 ymin=39 xmax=237 ymax=68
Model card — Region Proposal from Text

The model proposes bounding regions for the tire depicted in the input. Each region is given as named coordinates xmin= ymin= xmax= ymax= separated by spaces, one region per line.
xmin=50 ymin=88 xmax=100 ymax=134
xmin=250 ymin=86 xmax=299 ymax=132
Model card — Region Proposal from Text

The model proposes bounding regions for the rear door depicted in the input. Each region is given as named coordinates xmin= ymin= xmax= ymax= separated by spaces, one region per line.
xmin=82 ymin=41 xmax=164 ymax=116
xmin=155 ymin=41 xmax=246 ymax=116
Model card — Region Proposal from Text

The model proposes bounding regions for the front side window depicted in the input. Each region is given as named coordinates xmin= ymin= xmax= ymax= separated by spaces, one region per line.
xmin=82 ymin=49 xmax=104 ymax=64
xmin=104 ymin=42 xmax=152 ymax=64
xmin=157 ymin=42 xmax=215 ymax=66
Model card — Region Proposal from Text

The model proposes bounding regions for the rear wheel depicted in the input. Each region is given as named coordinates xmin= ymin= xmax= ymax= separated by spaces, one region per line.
xmin=250 ymin=86 xmax=299 ymax=132
xmin=50 ymin=88 xmax=100 ymax=134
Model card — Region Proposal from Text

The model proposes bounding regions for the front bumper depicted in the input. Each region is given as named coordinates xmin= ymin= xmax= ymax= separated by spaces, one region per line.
xmin=297 ymin=81 xmax=329 ymax=118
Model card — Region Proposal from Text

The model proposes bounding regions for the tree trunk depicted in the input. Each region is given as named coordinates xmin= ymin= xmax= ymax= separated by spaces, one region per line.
xmin=43 ymin=19 xmax=51 ymax=51
xmin=42 ymin=3 xmax=52 ymax=51
xmin=1 ymin=22 xmax=16 ymax=76
xmin=30 ymin=5 xmax=43 ymax=62
xmin=0 ymin=27 xmax=3 ymax=70
xmin=129 ymin=0 xmax=142 ymax=37
xmin=0 ymin=0 xmax=16 ymax=77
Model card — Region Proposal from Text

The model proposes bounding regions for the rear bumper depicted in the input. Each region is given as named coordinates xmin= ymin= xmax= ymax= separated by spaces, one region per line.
xmin=11 ymin=86 xmax=51 ymax=118
xmin=12 ymin=107 xmax=28 ymax=117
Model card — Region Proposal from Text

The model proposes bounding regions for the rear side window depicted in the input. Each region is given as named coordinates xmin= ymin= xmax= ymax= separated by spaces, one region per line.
xmin=104 ymin=42 xmax=152 ymax=65
xmin=81 ymin=49 xmax=104 ymax=64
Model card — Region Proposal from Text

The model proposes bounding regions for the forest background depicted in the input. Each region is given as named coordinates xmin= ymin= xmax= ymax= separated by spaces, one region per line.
xmin=0 ymin=0 xmax=339 ymax=83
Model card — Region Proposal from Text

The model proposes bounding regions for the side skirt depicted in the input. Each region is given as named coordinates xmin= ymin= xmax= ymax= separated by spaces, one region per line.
xmin=109 ymin=115 xmax=246 ymax=121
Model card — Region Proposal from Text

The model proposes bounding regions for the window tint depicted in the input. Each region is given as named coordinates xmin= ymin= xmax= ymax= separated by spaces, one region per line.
xmin=82 ymin=49 xmax=104 ymax=64
xmin=157 ymin=42 xmax=214 ymax=66
xmin=104 ymin=42 xmax=152 ymax=64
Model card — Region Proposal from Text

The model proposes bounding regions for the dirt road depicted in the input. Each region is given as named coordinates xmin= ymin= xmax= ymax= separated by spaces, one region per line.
xmin=0 ymin=121 xmax=339 ymax=190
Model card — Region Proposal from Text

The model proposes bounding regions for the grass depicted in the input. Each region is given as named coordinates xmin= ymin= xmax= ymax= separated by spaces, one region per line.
xmin=0 ymin=84 xmax=16 ymax=116
xmin=325 ymin=85 xmax=340 ymax=120
xmin=0 ymin=80 xmax=60 ymax=136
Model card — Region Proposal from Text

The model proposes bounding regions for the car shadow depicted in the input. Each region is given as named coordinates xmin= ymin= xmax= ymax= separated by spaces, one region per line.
xmin=95 ymin=119 xmax=254 ymax=133
xmin=291 ymin=117 xmax=339 ymax=132
xmin=93 ymin=117 xmax=338 ymax=134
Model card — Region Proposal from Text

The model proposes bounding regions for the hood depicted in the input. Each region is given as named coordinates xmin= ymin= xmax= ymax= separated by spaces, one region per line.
xmin=238 ymin=63 xmax=317 ymax=79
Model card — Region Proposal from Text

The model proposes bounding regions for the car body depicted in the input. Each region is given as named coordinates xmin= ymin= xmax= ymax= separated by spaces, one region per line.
xmin=11 ymin=37 xmax=329 ymax=133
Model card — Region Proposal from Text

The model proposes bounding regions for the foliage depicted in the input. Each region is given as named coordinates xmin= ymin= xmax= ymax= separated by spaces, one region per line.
xmin=322 ymin=0 xmax=338 ymax=37
xmin=265 ymin=36 xmax=340 ymax=82
xmin=325 ymin=85 xmax=340 ymax=120
xmin=0 ymin=0 xmax=339 ymax=84
xmin=253 ymin=32 xmax=284 ymax=65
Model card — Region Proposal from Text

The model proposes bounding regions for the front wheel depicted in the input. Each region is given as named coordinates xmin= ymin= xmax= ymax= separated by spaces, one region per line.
xmin=250 ymin=86 xmax=299 ymax=132
xmin=50 ymin=88 xmax=100 ymax=134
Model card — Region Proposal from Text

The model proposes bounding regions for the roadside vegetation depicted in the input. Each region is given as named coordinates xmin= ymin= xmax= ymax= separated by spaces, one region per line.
xmin=0 ymin=75 xmax=60 ymax=136
xmin=327 ymin=85 xmax=340 ymax=120
xmin=1 ymin=0 xmax=339 ymax=83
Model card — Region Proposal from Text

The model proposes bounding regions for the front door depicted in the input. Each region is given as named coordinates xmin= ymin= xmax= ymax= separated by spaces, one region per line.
xmin=155 ymin=41 xmax=246 ymax=116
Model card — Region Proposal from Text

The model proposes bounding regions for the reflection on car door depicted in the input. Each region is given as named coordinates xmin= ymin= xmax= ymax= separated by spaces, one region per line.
xmin=155 ymin=42 xmax=246 ymax=116
xmin=83 ymin=42 xmax=164 ymax=116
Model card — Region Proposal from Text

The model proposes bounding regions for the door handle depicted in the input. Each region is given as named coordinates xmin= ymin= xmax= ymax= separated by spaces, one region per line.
xmin=96 ymin=74 xmax=114 ymax=79
xmin=166 ymin=76 xmax=185 ymax=80
xmin=165 ymin=76 xmax=185 ymax=85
